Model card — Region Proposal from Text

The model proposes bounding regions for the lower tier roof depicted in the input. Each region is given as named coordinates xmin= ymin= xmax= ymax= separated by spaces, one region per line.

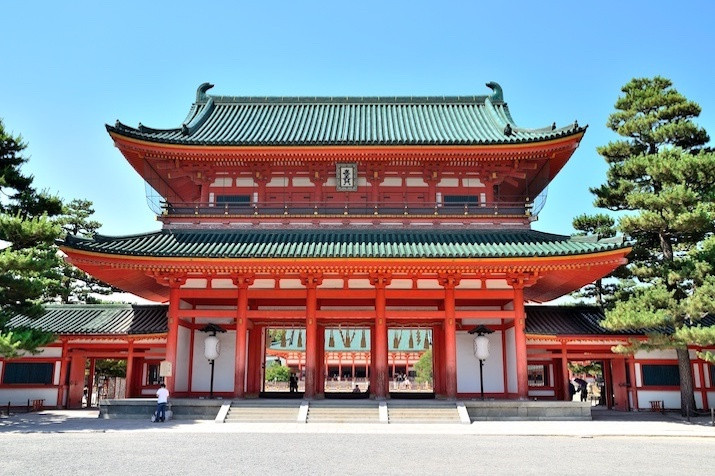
xmin=63 ymin=228 xmax=624 ymax=259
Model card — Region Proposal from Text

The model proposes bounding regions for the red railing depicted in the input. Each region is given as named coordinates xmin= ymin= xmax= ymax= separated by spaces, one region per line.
xmin=162 ymin=200 xmax=531 ymax=217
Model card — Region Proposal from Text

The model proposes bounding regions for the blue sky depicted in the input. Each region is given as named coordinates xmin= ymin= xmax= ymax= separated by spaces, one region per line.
xmin=2 ymin=0 xmax=714 ymax=236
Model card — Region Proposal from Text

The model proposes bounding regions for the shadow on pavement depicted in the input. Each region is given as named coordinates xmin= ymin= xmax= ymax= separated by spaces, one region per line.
xmin=591 ymin=407 xmax=715 ymax=427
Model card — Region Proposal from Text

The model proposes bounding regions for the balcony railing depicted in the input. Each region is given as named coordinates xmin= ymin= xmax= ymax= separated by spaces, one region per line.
xmin=162 ymin=200 xmax=532 ymax=218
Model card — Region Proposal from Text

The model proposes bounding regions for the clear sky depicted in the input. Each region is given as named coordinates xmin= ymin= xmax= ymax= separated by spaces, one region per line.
xmin=2 ymin=0 xmax=714 ymax=236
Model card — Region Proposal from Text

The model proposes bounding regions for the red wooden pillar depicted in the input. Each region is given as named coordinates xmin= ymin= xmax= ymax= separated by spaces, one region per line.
xmin=317 ymin=326 xmax=326 ymax=395
xmin=439 ymin=273 xmax=460 ymax=399
xmin=512 ymin=284 xmax=529 ymax=399
xmin=247 ymin=324 xmax=263 ymax=394
xmin=370 ymin=273 xmax=391 ymax=398
xmin=697 ymin=357 xmax=709 ymax=410
xmin=125 ymin=340 xmax=135 ymax=398
xmin=233 ymin=274 xmax=254 ymax=397
xmin=432 ymin=324 xmax=443 ymax=395
xmin=57 ymin=340 xmax=69 ymax=408
xmin=302 ymin=273 xmax=322 ymax=398
xmin=164 ymin=278 xmax=184 ymax=395
xmin=560 ymin=341 xmax=570 ymax=401
xmin=67 ymin=352 xmax=86 ymax=409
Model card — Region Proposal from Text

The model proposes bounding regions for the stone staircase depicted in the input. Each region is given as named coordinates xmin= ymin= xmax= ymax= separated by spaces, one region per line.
xmin=224 ymin=399 xmax=301 ymax=423
xmin=387 ymin=400 xmax=461 ymax=424
xmin=306 ymin=400 xmax=380 ymax=423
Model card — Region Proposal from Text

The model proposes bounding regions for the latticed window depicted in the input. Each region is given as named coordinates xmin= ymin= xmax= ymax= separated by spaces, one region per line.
xmin=641 ymin=364 xmax=679 ymax=386
xmin=2 ymin=362 xmax=53 ymax=384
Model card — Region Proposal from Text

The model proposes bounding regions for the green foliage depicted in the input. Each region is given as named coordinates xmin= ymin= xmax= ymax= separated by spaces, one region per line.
xmin=94 ymin=359 xmax=127 ymax=378
xmin=568 ymin=362 xmax=602 ymax=377
xmin=0 ymin=119 xmax=64 ymax=357
xmin=571 ymin=214 xmax=623 ymax=307
xmin=414 ymin=349 xmax=433 ymax=384
xmin=55 ymin=199 xmax=116 ymax=303
xmin=586 ymin=77 xmax=715 ymax=414
xmin=264 ymin=361 xmax=290 ymax=382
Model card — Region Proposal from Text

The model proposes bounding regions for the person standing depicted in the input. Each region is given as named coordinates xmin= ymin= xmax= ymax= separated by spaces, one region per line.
xmin=155 ymin=383 xmax=169 ymax=422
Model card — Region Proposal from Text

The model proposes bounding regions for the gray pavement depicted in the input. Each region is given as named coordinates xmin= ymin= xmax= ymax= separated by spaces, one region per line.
xmin=1 ymin=407 xmax=714 ymax=437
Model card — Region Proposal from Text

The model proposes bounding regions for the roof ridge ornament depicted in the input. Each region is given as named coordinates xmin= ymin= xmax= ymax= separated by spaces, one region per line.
xmin=485 ymin=82 xmax=503 ymax=102
xmin=196 ymin=82 xmax=214 ymax=102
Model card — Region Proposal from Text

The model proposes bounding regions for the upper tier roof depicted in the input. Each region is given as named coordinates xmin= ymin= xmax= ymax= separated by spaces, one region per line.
xmin=62 ymin=228 xmax=623 ymax=259
xmin=106 ymin=82 xmax=586 ymax=147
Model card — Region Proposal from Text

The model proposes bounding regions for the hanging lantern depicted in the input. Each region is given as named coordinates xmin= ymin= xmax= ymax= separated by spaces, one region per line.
xmin=297 ymin=331 xmax=303 ymax=348
xmin=204 ymin=335 xmax=221 ymax=361
xmin=473 ymin=335 xmax=489 ymax=361
xmin=329 ymin=329 xmax=335 ymax=347
xmin=408 ymin=332 xmax=414 ymax=349
xmin=360 ymin=329 xmax=366 ymax=348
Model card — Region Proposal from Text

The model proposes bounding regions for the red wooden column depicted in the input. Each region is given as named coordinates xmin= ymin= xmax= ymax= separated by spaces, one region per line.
xmin=233 ymin=274 xmax=254 ymax=398
xmin=560 ymin=340 xmax=570 ymax=401
xmin=125 ymin=339 xmax=135 ymax=398
xmin=511 ymin=281 xmax=529 ymax=399
xmin=164 ymin=278 xmax=185 ymax=395
xmin=246 ymin=324 xmax=263 ymax=394
xmin=57 ymin=340 xmax=69 ymax=408
xmin=302 ymin=273 xmax=323 ymax=398
xmin=370 ymin=273 xmax=392 ymax=398
xmin=439 ymin=273 xmax=460 ymax=399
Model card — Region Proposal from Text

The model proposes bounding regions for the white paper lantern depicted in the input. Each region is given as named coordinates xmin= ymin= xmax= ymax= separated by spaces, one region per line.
xmin=204 ymin=335 xmax=221 ymax=360
xmin=473 ymin=335 xmax=490 ymax=360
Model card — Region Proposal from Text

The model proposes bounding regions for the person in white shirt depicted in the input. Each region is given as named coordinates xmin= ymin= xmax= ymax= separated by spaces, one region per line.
xmin=155 ymin=383 xmax=169 ymax=422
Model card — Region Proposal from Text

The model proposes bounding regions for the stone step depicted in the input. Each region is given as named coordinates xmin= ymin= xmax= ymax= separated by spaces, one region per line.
xmin=307 ymin=405 xmax=379 ymax=423
xmin=387 ymin=404 xmax=460 ymax=423
xmin=224 ymin=403 xmax=300 ymax=422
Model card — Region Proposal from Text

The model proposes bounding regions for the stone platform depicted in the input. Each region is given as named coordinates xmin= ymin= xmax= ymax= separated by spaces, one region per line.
xmin=99 ymin=398 xmax=591 ymax=422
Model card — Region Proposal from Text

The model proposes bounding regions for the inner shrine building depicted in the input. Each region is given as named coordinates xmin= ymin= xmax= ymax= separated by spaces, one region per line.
xmin=59 ymin=82 xmax=630 ymax=401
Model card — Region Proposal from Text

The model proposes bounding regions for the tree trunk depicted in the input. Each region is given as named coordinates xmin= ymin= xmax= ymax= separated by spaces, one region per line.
xmin=676 ymin=347 xmax=697 ymax=416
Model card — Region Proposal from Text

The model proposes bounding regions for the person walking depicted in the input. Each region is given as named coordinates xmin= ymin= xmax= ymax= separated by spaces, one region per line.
xmin=155 ymin=383 xmax=169 ymax=422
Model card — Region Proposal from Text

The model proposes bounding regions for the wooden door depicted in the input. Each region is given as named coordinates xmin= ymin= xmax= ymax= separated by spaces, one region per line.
xmin=67 ymin=353 xmax=86 ymax=409
xmin=610 ymin=358 xmax=630 ymax=411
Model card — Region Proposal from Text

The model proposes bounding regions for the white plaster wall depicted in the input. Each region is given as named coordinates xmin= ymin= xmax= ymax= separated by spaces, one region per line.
xmin=634 ymin=349 xmax=677 ymax=359
xmin=0 ymin=388 xmax=58 ymax=407
xmin=505 ymin=327 xmax=517 ymax=393
xmin=191 ymin=330 xmax=236 ymax=392
xmin=175 ymin=326 xmax=191 ymax=392
xmin=637 ymin=390 xmax=681 ymax=409
xmin=694 ymin=364 xmax=701 ymax=387
xmin=212 ymin=279 xmax=237 ymax=289
xmin=17 ymin=347 xmax=62 ymax=358
xmin=456 ymin=331 xmax=504 ymax=393
xmin=54 ymin=362 xmax=61 ymax=385
xmin=183 ymin=279 xmax=207 ymax=289
xmin=708 ymin=391 xmax=715 ymax=409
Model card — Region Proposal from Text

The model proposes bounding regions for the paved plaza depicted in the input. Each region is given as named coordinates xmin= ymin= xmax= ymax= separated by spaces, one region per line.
xmin=1 ymin=407 xmax=714 ymax=436
xmin=2 ymin=409 xmax=714 ymax=475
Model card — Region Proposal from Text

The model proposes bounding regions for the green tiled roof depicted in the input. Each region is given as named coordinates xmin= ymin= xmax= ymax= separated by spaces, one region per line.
xmin=62 ymin=229 xmax=625 ymax=259
xmin=526 ymin=305 xmax=715 ymax=336
xmin=106 ymin=82 xmax=585 ymax=147
xmin=8 ymin=305 xmax=167 ymax=335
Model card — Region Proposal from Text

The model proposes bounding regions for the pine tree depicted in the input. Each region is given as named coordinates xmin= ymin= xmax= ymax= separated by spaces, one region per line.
xmin=55 ymin=199 xmax=116 ymax=303
xmin=0 ymin=119 xmax=63 ymax=357
xmin=591 ymin=77 xmax=715 ymax=415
